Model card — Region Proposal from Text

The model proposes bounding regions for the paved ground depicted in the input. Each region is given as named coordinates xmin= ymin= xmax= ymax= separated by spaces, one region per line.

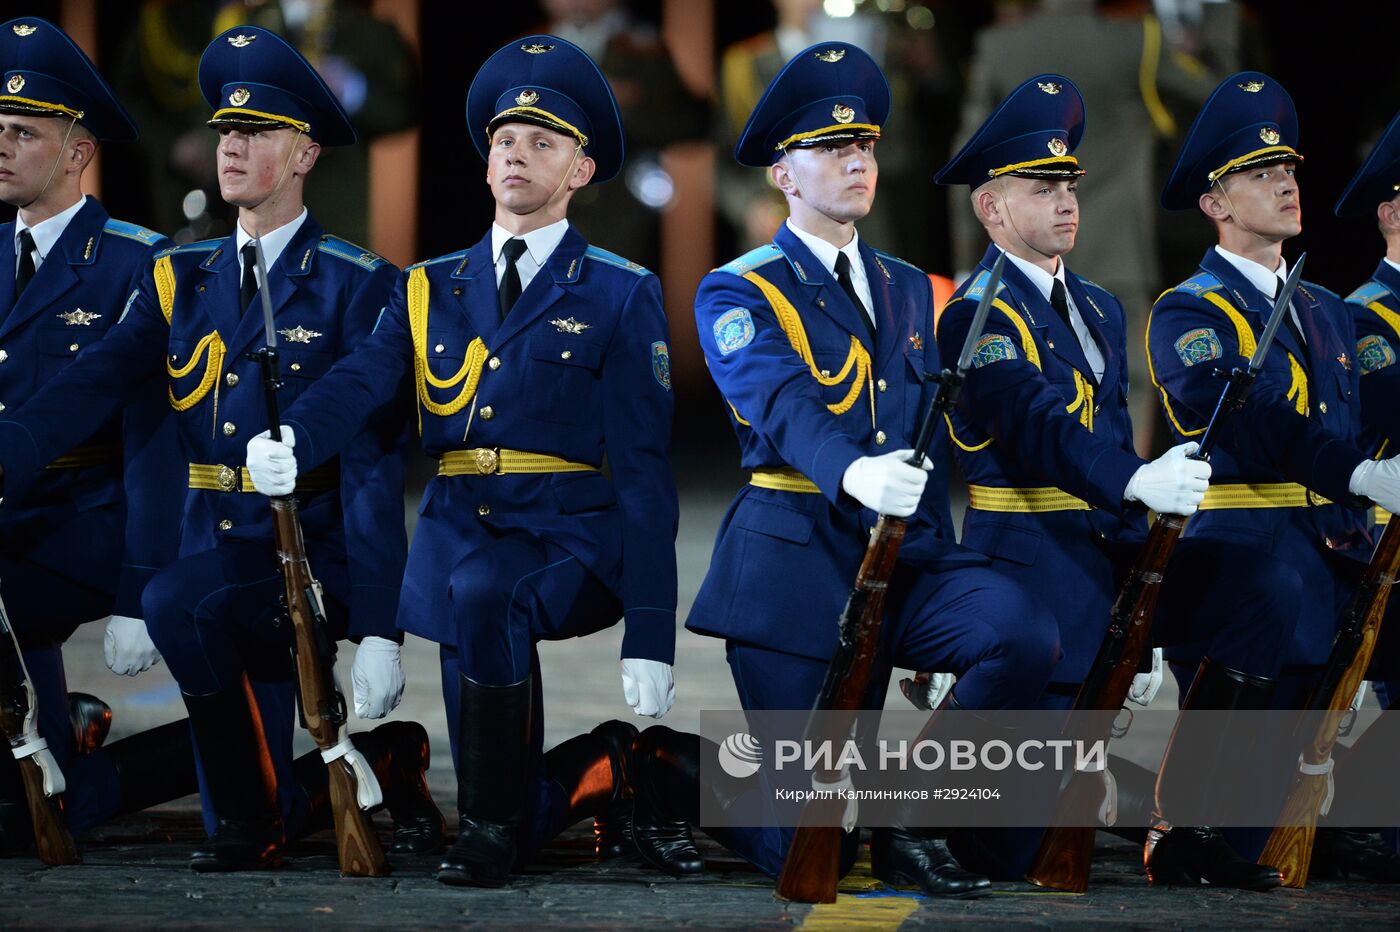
xmin=3 ymin=470 xmax=1397 ymax=926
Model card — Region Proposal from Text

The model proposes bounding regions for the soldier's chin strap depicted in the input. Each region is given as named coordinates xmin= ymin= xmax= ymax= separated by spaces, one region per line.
xmin=1214 ymin=179 xmax=1267 ymax=242
xmin=545 ymin=143 xmax=583 ymax=210
xmin=245 ymin=128 xmax=306 ymax=219
xmin=20 ymin=117 xmax=79 ymax=214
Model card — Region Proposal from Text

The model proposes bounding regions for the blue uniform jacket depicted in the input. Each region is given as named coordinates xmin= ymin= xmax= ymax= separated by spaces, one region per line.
xmin=0 ymin=214 xmax=405 ymax=641
xmin=276 ymin=225 xmax=679 ymax=664
xmin=0 ymin=196 xmax=176 ymax=621
xmin=1346 ymin=259 xmax=1400 ymax=460
xmin=938 ymin=244 xmax=1145 ymax=682
xmin=687 ymin=223 xmax=983 ymax=662
xmin=1147 ymin=247 xmax=1375 ymax=663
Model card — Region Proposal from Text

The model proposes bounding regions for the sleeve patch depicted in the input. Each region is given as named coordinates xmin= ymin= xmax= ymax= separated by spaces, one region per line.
xmin=971 ymin=333 xmax=1018 ymax=368
xmin=1358 ymin=333 xmax=1397 ymax=375
xmin=1174 ymin=327 xmax=1223 ymax=367
xmin=651 ymin=341 xmax=672 ymax=390
xmin=713 ymin=307 xmax=755 ymax=356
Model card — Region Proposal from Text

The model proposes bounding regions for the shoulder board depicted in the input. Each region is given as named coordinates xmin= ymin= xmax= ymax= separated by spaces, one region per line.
xmin=961 ymin=268 xmax=1008 ymax=303
xmin=873 ymin=250 xmax=923 ymax=275
xmin=102 ymin=219 xmax=164 ymax=245
xmin=154 ymin=238 xmax=221 ymax=259
xmin=583 ymin=245 xmax=650 ymax=276
xmin=716 ymin=244 xmax=783 ymax=276
xmin=1171 ymin=271 xmax=1223 ymax=297
xmin=317 ymin=235 xmax=388 ymax=271
xmin=1074 ymin=274 xmax=1112 ymax=296
xmin=408 ymin=249 xmax=469 ymax=272
xmin=1346 ymin=279 xmax=1394 ymax=307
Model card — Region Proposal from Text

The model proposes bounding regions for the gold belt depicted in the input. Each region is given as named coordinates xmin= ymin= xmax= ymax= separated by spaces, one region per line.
xmin=47 ymin=444 xmax=120 ymax=470
xmin=188 ymin=461 xmax=339 ymax=493
xmin=749 ymin=466 xmax=821 ymax=494
xmin=437 ymin=448 xmax=597 ymax=477
xmin=1198 ymin=482 xmax=1332 ymax=510
xmin=968 ymin=485 xmax=1091 ymax=513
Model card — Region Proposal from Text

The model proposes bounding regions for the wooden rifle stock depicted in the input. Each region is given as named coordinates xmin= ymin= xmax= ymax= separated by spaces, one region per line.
xmin=18 ymin=756 xmax=79 ymax=866
xmin=1259 ymin=519 xmax=1400 ymax=888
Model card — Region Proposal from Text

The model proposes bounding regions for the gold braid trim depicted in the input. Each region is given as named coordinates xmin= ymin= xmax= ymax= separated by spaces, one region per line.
xmin=740 ymin=270 xmax=871 ymax=415
xmin=407 ymin=266 xmax=489 ymax=432
xmin=167 ymin=331 xmax=226 ymax=412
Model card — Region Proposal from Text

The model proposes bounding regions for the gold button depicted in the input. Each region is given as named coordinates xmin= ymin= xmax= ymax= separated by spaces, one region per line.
xmin=820 ymin=369 xmax=830 ymax=378
xmin=1047 ymin=340 xmax=1056 ymax=349
xmin=875 ymin=430 xmax=888 ymax=446
xmin=479 ymin=406 xmax=494 ymax=420
xmin=222 ymin=422 xmax=237 ymax=437
xmin=477 ymin=504 xmax=491 ymax=517
xmin=435 ymin=343 xmax=445 ymax=353
xmin=488 ymin=357 xmax=501 ymax=370
xmin=290 ymin=362 xmax=301 ymax=372
xmin=69 ymin=342 xmax=79 ymax=352
xmin=877 ymin=379 xmax=887 ymax=393
xmin=561 ymin=350 xmax=572 ymax=360
xmin=1319 ymin=402 xmax=1328 ymax=414
xmin=818 ymin=299 xmax=826 ymax=308
xmin=225 ymin=372 xmax=239 ymax=387
xmin=218 ymin=519 xmax=233 ymax=531
xmin=0 ymin=350 xmax=9 ymax=363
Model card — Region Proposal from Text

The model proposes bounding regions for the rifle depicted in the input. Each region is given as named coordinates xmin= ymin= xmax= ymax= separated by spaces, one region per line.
xmin=0 ymin=588 xmax=79 ymax=865
xmin=1027 ymin=254 xmax=1308 ymax=893
xmin=774 ymin=252 xmax=1006 ymax=904
xmin=249 ymin=235 xmax=389 ymax=877
xmin=1258 ymin=520 xmax=1400 ymax=887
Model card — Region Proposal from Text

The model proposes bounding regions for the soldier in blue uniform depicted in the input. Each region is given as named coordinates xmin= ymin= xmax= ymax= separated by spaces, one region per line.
xmin=932 ymin=73 xmax=1296 ymax=889
xmin=0 ymin=15 xmax=199 ymax=853
xmin=1148 ymin=72 xmax=1400 ymax=873
xmin=0 ymin=25 xmax=442 ymax=871
xmin=618 ymin=43 xmax=1058 ymax=899
xmin=245 ymin=36 xmax=687 ymax=888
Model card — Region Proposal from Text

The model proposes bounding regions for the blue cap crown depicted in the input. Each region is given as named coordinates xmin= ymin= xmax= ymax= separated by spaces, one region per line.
xmin=0 ymin=17 xmax=136 ymax=142
xmin=1161 ymin=71 xmax=1301 ymax=211
xmin=935 ymin=74 xmax=1085 ymax=187
xmin=466 ymin=35 xmax=624 ymax=184
xmin=734 ymin=42 xmax=889 ymax=168
xmin=1335 ymin=109 xmax=1400 ymax=218
xmin=199 ymin=26 xmax=355 ymax=147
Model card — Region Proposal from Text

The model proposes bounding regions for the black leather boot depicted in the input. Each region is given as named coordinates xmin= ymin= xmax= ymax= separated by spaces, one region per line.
xmin=68 ymin=693 xmax=112 ymax=756
xmin=1144 ymin=658 xmax=1281 ymax=890
xmin=543 ymin=720 xmax=637 ymax=860
xmin=106 ymin=719 xmax=198 ymax=815
xmin=1310 ymin=828 xmax=1400 ymax=882
xmin=1313 ymin=700 xmax=1400 ymax=881
xmin=628 ymin=726 xmax=708 ymax=876
xmin=291 ymin=721 xmax=446 ymax=854
xmin=436 ymin=674 xmax=531 ymax=887
xmin=183 ymin=678 xmax=283 ymax=872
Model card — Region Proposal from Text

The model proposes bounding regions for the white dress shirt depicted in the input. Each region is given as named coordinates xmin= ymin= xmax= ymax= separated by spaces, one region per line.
xmin=785 ymin=219 xmax=876 ymax=330
xmin=15 ymin=195 xmax=87 ymax=276
xmin=1214 ymin=245 xmax=1303 ymax=343
xmin=1000 ymin=248 xmax=1105 ymax=381
xmin=236 ymin=208 xmax=309 ymax=289
xmin=491 ymin=219 xmax=570 ymax=295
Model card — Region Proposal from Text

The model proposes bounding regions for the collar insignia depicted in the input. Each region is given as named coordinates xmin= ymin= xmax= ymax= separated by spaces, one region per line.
xmin=58 ymin=308 xmax=101 ymax=326
xmin=550 ymin=316 xmax=591 ymax=335
xmin=279 ymin=326 xmax=322 ymax=344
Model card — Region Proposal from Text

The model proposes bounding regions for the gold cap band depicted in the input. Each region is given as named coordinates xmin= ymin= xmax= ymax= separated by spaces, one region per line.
xmin=207 ymin=107 xmax=311 ymax=134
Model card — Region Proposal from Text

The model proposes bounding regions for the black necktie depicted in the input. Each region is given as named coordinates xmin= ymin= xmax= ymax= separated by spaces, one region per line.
xmin=1272 ymin=277 xmax=1308 ymax=352
xmin=240 ymin=242 xmax=259 ymax=314
xmin=498 ymin=237 xmax=527 ymax=320
xmin=1050 ymin=278 xmax=1073 ymax=328
xmin=15 ymin=229 xmax=35 ymax=298
xmin=833 ymin=251 xmax=876 ymax=347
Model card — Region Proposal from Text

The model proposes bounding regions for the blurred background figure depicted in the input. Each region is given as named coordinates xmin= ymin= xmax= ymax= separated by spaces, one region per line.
xmin=949 ymin=0 xmax=1237 ymax=456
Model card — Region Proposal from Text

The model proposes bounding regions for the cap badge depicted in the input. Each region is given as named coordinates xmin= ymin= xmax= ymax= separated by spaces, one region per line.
xmin=521 ymin=43 xmax=555 ymax=54
xmin=1259 ymin=126 xmax=1281 ymax=145
xmin=1047 ymin=137 xmax=1068 ymax=157
xmin=815 ymin=48 xmax=846 ymax=63
xmin=1238 ymin=80 xmax=1265 ymax=93
xmin=516 ymin=89 xmax=539 ymax=106
xmin=5 ymin=75 xmax=23 ymax=94
xmin=12 ymin=24 xmax=36 ymax=37
xmin=1038 ymin=81 xmax=1062 ymax=95
xmin=832 ymin=103 xmax=855 ymax=124
xmin=229 ymin=87 xmax=251 ymax=107
xmin=228 ymin=33 xmax=257 ymax=48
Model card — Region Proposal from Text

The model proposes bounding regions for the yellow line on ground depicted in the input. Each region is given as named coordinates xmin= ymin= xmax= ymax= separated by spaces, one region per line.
xmin=800 ymin=894 xmax=921 ymax=931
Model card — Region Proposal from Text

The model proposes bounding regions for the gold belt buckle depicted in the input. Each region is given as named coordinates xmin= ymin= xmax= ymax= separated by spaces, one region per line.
xmin=216 ymin=464 xmax=239 ymax=492
xmin=473 ymin=448 xmax=501 ymax=475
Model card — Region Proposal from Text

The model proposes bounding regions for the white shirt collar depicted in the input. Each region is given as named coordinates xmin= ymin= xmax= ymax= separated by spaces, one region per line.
xmin=16 ymin=195 xmax=88 ymax=268
xmin=1214 ymin=245 xmax=1287 ymax=301
xmin=785 ymin=219 xmax=862 ymax=278
xmin=1384 ymin=257 xmax=1400 ymax=278
xmin=235 ymin=208 xmax=309 ymax=278
xmin=492 ymin=219 xmax=569 ymax=269
xmin=997 ymin=247 xmax=1066 ymax=303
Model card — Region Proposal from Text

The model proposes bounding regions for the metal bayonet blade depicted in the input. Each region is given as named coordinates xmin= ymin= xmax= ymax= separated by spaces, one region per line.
xmin=1249 ymin=252 xmax=1306 ymax=373
xmin=955 ymin=250 xmax=1007 ymax=374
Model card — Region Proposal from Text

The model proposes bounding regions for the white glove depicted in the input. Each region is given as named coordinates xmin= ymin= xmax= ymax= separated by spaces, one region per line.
xmin=103 ymin=615 xmax=161 ymax=676
xmin=245 ymin=425 xmax=298 ymax=496
xmin=351 ymin=635 xmax=404 ymax=719
xmin=621 ymin=658 xmax=675 ymax=719
xmin=899 ymin=670 xmax=956 ymax=711
xmin=1128 ymin=647 xmax=1163 ymax=707
xmin=1350 ymin=456 xmax=1400 ymax=515
xmin=841 ymin=449 xmax=932 ymax=517
xmin=1124 ymin=442 xmax=1211 ymax=515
